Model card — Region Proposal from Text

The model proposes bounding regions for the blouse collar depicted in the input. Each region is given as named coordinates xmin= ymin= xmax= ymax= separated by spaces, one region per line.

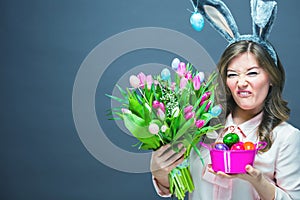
xmin=223 ymin=111 xmax=263 ymax=138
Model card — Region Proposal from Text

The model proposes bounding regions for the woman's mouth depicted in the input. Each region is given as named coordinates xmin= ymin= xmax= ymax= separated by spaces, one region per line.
xmin=237 ymin=90 xmax=252 ymax=97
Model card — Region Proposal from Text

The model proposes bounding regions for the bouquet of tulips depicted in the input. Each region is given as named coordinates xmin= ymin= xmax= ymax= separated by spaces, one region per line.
xmin=107 ymin=58 xmax=223 ymax=199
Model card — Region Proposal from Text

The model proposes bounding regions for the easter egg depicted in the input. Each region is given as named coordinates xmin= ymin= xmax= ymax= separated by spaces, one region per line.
xmin=230 ymin=142 xmax=245 ymax=150
xmin=214 ymin=143 xmax=229 ymax=151
xmin=171 ymin=58 xmax=180 ymax=70
xmin=209 ymin=104 xmax=222 ymax=117
xmin=161 ymin=68 xmax=171 ymax=81
xmin=190 ymin=12 xmax=204 ymax=31
xmin=243 ymin=141 xmax=255 ymax=150
xmin=223 ymin=133 xmax=240 ymax=148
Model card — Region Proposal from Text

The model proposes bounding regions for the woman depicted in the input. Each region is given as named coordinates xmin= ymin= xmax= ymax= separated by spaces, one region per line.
xmin=151 ymin=40 xmax=300 ymax=199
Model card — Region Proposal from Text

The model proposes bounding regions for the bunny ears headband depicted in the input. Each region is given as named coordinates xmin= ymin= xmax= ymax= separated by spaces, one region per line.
xmin=190 ymin=0 xmax=278 ymax=66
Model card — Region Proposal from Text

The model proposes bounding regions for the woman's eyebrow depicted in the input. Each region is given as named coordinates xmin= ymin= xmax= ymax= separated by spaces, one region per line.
xmin=247 ymin=66 xmax=260 ymax=71
xmin=227 ymin=68 xmax=237 ymax=72
xmin=227 ymin=66 xmax=260 ymax=72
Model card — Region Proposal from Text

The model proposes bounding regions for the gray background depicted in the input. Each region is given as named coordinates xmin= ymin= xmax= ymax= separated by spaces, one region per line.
xmin=1 ymin=0 xmax=299 ymax=199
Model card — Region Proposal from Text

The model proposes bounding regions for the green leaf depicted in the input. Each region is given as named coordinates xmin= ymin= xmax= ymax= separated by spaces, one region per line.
xmin=134 ymin=91 xmax=143 ymax=104
xmin=123 ymin=113 xmax=161 ymax=149
xmin=169 ymin=114 xmax=182 ymax=138
xmin=190 ymin=92 xmax=197 ymax=107
xmin=144 ymin=84 xmax=151 ymax=101
xmin=195 ymin=100 xmax=209 ymax=118
xmin=143 ymin=92 xmax=154 ymax=124
xmin=178 ymin=88 xmax=189 ymax=108
xmin=200 ymin=113 xmax=213 ymax=122
xmin=109 ymin=106 xmax=124 ymax=112
xmin=203 ymin=71 xmax=218 ymax=92
xmin=132 ymin=141 xmax=142 ymax=147
xmin=143 ymin=102 xmax=152 ymax=124
xmin=159 ymin=132 xmax=172 ymax=143
xmin=194 ymin=123 xmax=223 ymax=136
xmin=116 ymin=84 xmax=128 ymax=98
xmin=139 ymin=143 xmax=151 ymax=150
xmin=123 ymin=112 xmax=146 ymax=127
xmin=114 ymin=112 xmax=124 ymax=119
xmin=105 ymin=94 xmax=127 ymax=104
xmin=128 ymin=93 xmax=144 ymax=118
xmin=107 ymin=117 xmax=122 ymax=120
xmin=172 ymin=118 xmax=195 ymax=142
xmin=154 ymin=84 xmax=162 ymax=101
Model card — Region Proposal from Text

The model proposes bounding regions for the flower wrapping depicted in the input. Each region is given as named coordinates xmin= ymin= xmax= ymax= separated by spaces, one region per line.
xmin=106 ymin=58 xmax=223 ymax=199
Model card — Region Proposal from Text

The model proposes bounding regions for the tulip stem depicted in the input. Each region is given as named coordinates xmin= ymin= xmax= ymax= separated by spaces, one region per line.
xmin=137 ymin=87 xmax=151 ymax=106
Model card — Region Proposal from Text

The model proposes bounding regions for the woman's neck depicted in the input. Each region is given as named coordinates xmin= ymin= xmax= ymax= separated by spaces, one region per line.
xmin=232 ymin=107 xmax=263 ymax=125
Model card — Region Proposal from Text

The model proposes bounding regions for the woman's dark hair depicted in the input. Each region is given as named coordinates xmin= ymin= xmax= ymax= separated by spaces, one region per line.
xmin=217 ymin=40 xmax=290 ymax=152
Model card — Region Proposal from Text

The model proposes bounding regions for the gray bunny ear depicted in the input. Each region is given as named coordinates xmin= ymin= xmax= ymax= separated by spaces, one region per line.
xmin=192 ymin=0 xmax=239 ymax=42
xmin=251 ymin=0 xmax=277 ymax=40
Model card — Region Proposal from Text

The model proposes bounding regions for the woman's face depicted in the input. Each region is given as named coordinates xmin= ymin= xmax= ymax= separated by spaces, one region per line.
xmin=226 ymin=52 xmax=271 ymax=114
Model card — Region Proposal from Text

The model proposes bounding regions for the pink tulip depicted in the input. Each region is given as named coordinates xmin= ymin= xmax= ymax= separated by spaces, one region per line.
xmin=171 ymin=82 xmax=176 ymax=91
xmin=152 ymin=100 xmax=160 ymax=109
xmin=184 ymin=105 xmax=193 ymax=114
xmin=200 ymin=92 xmax=211 ymax=105
xmin=195 ymin=120 xmax=205 ymax=128
xmin=185 ymin=72 xmax=192 ymax=80
xmin=185 ymin=111 xmax=195 ymax=120
xmin=136 ymin=72 xmax=153 ymax=90
xmin=152 ymin=101 xmax=165 ymax=113
xmin=146 ymin=75 xmax=153 ymax=90
xmin=159 ymin=102 xmax=165 ymax=112
xmin=137 ymin=72 xmax=146 ymax=88
xmin=157 ymin=108 xmax=165 ymax=121
xmin=180 ymin=77 xmax=188 ymax=89
xmin=193 ymin=74 xmax=201 ymax=90
xmin=177 ymin=62 xmax=186 ymax=77
xmin=129 ymin=75 xmax=140 ymax=89
xmin=205 ymin=101 xmax=212 ymax=111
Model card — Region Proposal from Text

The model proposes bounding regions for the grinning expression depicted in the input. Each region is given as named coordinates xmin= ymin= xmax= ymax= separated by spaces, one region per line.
xmin=226 ymin=52 xmax=271 ymax=114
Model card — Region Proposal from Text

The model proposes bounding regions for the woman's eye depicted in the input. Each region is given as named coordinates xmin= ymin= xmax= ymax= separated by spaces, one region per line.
xmin=247 ymin=71 xmax=258 ymax=76
xmin=227 ymin=73 xmax=237 ymax=78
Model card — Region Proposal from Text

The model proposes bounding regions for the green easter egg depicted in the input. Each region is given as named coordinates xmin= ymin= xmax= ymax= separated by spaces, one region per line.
xmin=223 ymin=133 xmax=240 ymax=148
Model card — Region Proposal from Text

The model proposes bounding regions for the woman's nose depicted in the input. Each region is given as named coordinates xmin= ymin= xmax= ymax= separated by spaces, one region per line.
xmin=237 ymin=75 xmax=248 ymax=87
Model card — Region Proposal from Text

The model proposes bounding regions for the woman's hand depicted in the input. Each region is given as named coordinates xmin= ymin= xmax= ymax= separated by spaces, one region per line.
xmin=207 ymin=164 xmax=261 ymax=182
xmin=207 ymin=164 xmax=275 ymax=200
xmin=150 ymin=143 xmax=186 ymax=189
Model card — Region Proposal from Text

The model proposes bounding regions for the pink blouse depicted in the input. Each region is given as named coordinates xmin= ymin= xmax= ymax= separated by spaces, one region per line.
xmin=154 ymin=112 xmax=300 ymax=199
